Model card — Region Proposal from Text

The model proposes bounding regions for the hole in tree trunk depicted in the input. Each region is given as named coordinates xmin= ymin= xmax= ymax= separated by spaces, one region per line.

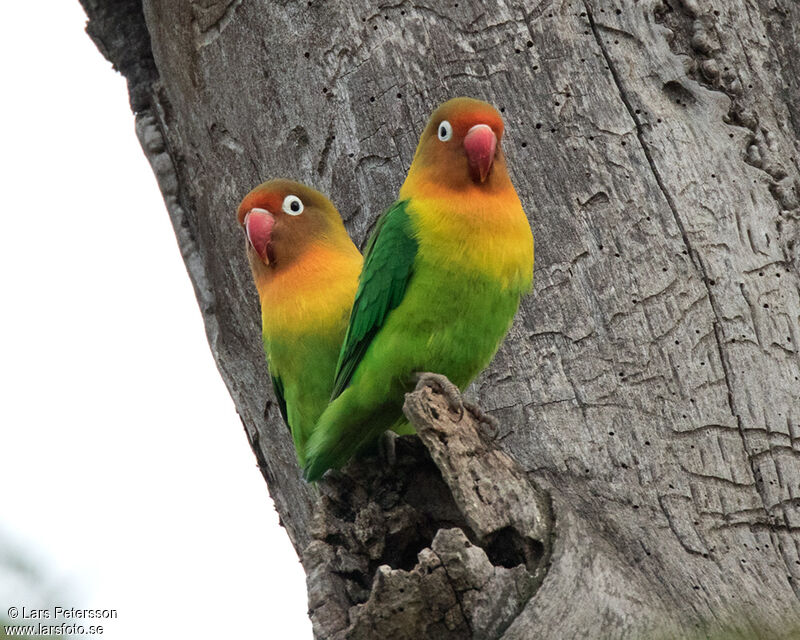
xmin=484 ymin=526 xmax=544 ymax=571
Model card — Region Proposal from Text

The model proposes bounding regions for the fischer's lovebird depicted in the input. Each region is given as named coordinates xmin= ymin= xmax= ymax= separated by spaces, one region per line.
xmin=304 ymin=97 xmax=534 ymax=481
xmin=237 ymin=179 xmax=362 ymax=467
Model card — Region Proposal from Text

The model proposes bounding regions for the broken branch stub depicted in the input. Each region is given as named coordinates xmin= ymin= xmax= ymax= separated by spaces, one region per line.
xmin=404 ymin=378 xmax=553 ymax=573
xmin=302 ymin=376 xmax=553 ymax=639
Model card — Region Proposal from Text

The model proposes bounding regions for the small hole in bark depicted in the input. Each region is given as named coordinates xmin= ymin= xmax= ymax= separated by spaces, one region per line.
xmin=484 ymin=527 xmax=543 ymax=570
xmin=663 ymin=81 xmax=697 ymax=106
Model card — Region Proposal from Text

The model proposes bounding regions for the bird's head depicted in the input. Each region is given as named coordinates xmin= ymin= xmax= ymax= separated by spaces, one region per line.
xmin=236 ymin=179 xmax=344 ymax=273
xmin=404 ymin=97 xmax=507 ymax=192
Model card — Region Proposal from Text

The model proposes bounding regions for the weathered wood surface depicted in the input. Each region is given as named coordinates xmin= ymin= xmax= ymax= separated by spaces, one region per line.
xmin=79 ymin=0 xmax=800 ymax=637
xmin=304 ymin=379 xmax=552 ymax=639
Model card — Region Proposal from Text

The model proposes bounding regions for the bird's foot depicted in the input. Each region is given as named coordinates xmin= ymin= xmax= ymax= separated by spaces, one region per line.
xmin=462 ymin=399 xmax=499 ymax=436
xmin=415 ymin=372 xmax=464 ymax=419
xmin=378 ymin=430 xmax=398 ymax=467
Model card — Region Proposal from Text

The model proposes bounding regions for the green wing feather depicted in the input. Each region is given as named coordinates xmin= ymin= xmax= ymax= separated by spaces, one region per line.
xmin=270 ymin=374 xmax=290 ymax=433
xmin=330 ymin=200 xmax=418 ymax=399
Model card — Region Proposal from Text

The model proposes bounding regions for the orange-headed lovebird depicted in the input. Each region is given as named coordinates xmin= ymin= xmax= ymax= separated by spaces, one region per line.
xmin=237 ymin=180 xmax=362 ymax=467
xmin=304 ymin=97 xmax=534 ymax=480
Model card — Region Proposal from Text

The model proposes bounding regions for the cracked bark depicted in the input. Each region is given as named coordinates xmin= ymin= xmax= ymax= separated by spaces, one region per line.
xmin=79 ymin=0 xmax=800 ymax=637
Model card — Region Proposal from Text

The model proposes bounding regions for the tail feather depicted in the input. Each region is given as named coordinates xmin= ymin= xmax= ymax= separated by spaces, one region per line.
xmin=303 ymin=387 xmax=401 ymax=481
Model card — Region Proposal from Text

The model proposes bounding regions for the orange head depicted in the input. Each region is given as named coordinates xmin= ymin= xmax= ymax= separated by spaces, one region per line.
xmin=403 ymin=97 xmax=509 ymax=194
xmin=236 ymin=179 xmax=350 ymax=274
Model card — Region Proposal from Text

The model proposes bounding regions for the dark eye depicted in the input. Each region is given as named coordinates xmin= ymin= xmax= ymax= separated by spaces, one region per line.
xmin=437 ymin=120 xmax=453 ymax=141
xmin=282 ymin=195 xmax=304 ymax=216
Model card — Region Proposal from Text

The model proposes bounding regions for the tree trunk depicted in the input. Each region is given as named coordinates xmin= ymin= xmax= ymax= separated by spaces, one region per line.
xmin=79 ymin=0 xmax=800 ymax=637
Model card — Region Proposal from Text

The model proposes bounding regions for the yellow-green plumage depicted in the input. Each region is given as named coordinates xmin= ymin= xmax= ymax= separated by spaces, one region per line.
xmin=304 ymin=98 xmax=533 ymax=480
xmin=237 ymin=179 xmax=362 ymax=466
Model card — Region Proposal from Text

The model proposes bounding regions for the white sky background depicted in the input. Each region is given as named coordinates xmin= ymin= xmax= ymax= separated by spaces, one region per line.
xmin=0 ymin=3 xmax=311 ymax=638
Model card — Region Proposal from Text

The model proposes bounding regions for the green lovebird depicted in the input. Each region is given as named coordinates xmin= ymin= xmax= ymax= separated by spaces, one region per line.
xmin=237 ymin=179 xmax=363 ymax=467
xmin=304 ymin=97 xmax=534 ymax=481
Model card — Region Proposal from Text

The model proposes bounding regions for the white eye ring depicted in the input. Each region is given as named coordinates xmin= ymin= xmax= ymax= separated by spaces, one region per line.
xmin=282 ymin=195 xmax=304 ymax=216
xmin=437 ymin=120 xmax=453 ymax=141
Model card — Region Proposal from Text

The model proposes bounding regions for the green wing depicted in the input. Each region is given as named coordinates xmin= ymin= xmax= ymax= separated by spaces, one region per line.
xmin=270 ymin=374 xmax=290 ymax=433
xmin=330 ymin=200 xmax=418 ymax=399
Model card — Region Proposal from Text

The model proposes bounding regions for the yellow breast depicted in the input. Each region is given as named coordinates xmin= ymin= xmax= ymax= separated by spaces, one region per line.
xmin=257 ymin=244 xmax=362 ymax=341
xmin=405 ymin=184 xmax=534 ymax=292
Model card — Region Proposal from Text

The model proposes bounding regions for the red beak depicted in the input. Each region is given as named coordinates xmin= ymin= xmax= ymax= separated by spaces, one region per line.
xmin=244 ymin=208 xmax=275 ymax=264
xmin=463 ymin=124 xmax=498 ymax=183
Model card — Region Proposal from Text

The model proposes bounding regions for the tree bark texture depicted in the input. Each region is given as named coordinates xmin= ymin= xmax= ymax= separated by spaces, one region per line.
xmin=80 ymin=0 xmax=800 ymax=637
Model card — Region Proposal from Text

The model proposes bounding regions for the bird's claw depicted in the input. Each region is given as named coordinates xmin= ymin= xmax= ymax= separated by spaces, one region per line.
xmin=378 ymin=430 xmax=398 ymax=467
xmin=415 ymin=372 xmax=464 ymax=418
xmin=462 ymin=399 xmax=499 ymax=435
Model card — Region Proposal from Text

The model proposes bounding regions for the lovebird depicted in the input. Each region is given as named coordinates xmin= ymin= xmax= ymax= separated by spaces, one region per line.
xmin=237 ymin=179 xmax=362 ymax=467
xmin=304 ymin=97 xmax=534 ymax=481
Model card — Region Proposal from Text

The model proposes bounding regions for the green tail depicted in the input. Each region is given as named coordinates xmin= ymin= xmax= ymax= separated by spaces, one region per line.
xmin=303 ymin=386 xmax=405 ymax=481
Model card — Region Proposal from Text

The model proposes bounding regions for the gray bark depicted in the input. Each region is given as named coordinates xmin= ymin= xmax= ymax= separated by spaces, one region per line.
xmin=79 ymin=0 xmax=800 ymax=637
